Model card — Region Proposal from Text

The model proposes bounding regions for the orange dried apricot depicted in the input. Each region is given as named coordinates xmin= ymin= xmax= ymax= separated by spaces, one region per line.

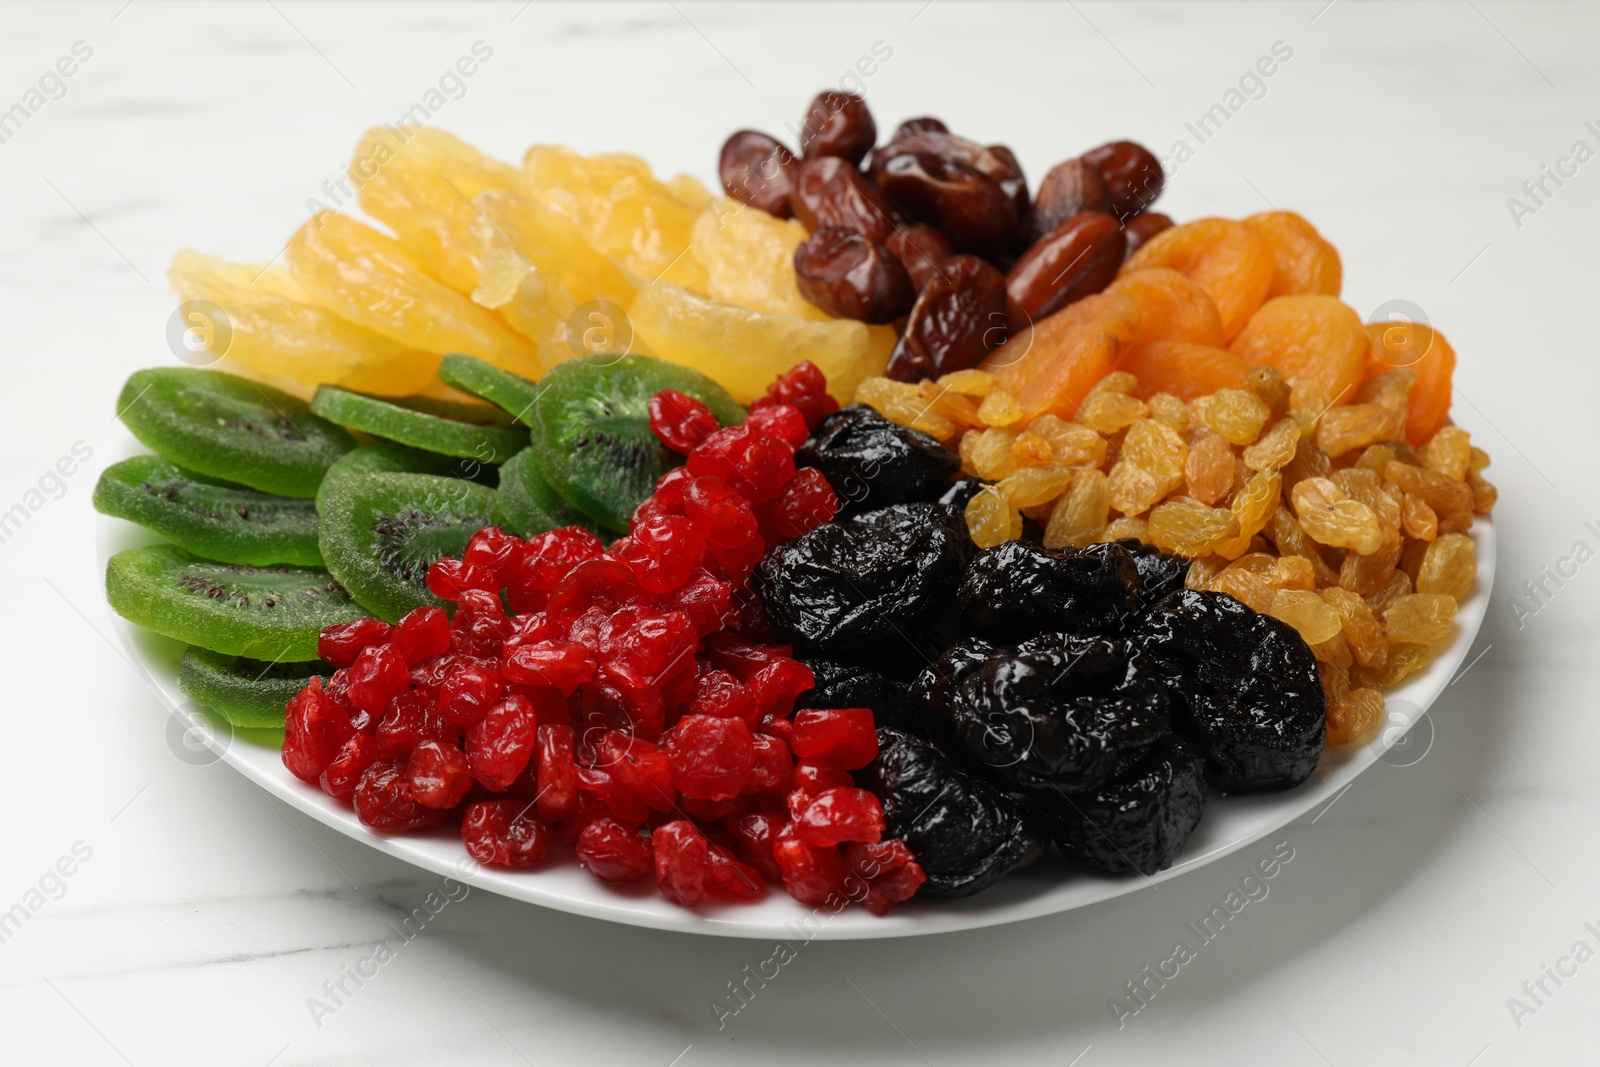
xmin=1364 ymin=321 xmax=1456 ymax=446
xmin=983 ymin=292 xmax=1141 ymax=421
xmin=1105 ymin=268 xmax=1226 ymax=347
xmin=1120 ymin=217 xmax=1274 ymax=343
xmin=1229 ymin=295 xmax=1369 ymax=405
xmin=1117 ymin=341 xmax=1249 ymax=401
xmin=1243 ymin=210 xmax=1342 ymax=298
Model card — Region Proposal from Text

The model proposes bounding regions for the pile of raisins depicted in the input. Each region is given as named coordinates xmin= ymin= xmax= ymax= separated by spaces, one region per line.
xmin=720 ymin=91 xmax=1173 ymax=382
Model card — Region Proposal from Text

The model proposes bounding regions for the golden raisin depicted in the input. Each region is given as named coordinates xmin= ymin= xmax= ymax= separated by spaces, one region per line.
xmin=1078 ymin=390 xmax=1148 ymax=435
xmin=965 ymin=485 xmax=1023 ymax=549
xmin=1184 ymin=427 xmax=1237 ymax=505
xmin=1339 ymin=528 xmax=1402 ymax=597
xmin=1329 ymin=467 xmax=1401 ymax=535
xmin=1416 ymin=533 xmax=1477 ymax=600
xmin=1384 ymin=461 xmax=1474 ymax=524
xmin=1353 ymin=643 xmax=1429 ymax=690
xmin=1318 ymin=403 xmax=1398 ymax=458
xmin=936 ymin=368 xmax=997 ymax=396
xmin=1194 ymin=388 xmax=1271 ymax=445
xmin=1291 ymin=477 xmax=1385 ymax=555
xmin=1148 ymin=497 xmax=1241 ymax=556
xmin=999 ymin=465 xmax=1075 ymax=508
xmin=1210 ymin=567 xmax=1274 ymax=613
xmin=1146 ymin=391 xmax=1190 ymax=433
xmin=1026 ymin=415 xmax=1107 ymax=467
xmin=1243 ymin=416 xmax=1301 ymax=472
xmin=1401 ymin=492 xmax=1438 ymax=541
xmin=1043 ymin=469 xmax=1109 ymax=549
xmin=1214 ymin=470 xmax=1282 ymax=559
xmin=1010 ymin=431 xmax=1055 ymax=468
xmin=1321 ymin=586 xmax=1387 ymax=668
xmin=966 ymin=427 xmax=1020 ymax=480
xmin=1326 ymin=688 xmax=1384 ymax=745
xmin=1269 ymin=589 xmax=1343 ymax=645
xmin=1109 ymin=418 xmax=1187 ymax=515
xmin=1366 ymin=570 xmax=1412 ymax=615
xmin=1100 ymin=516 xmax=1150 ymax=543
xmin=1383 ymin=593 xmax=1458 ymax=645
xmin=1269 ymin=506 xmax=1339 ymax=587
xmin=977 ymin=388 xmax=1025 ymax=427
xmin=1420 ymin=426 xmax=1471 ymax=481
xmin=1272 ymin=554 xmax=1317 ymax=591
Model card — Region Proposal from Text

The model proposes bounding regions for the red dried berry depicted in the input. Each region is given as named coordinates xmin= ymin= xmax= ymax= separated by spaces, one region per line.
xmin=373 ymin=688 xmax=447 ymax=758
xmin=438 ymin=658 xmax=504 ymax=727
xmin=744 ymin=403 xmax=810 ymax=449
xmin=317 ymin=617 xmax=393 ymax=667
xmin=667 ymin=714 xmax=755 ymax=801
xmin=576 ymin=817 xmax=654 ymax=883
xmin=792 ymin=760 xmax=854 ymax=796
xmin=845 ymin=839 xmax=927 ymax=915
xmin=703 ymin=631 xmax=794 ymax=680
xmin=466 ymin=692 xmax=540 ymax=791
xmin=506 ymin=527 xmax=606 ymax=613
xmin=652 ymin=567 xmax=734 ymax=638
xmin=622 ymin=514 xmax=705 ymax=594
xmin=688 ymin=425 xmax=797 ymax=503
xmin=405 ymin=739 xmax=473 ymax=809
xmin=320 ymin=731 xmax=380 ymax=800
xmin=750 ymin=361 xmax=838 ymax=429
xmin=354 ymin=759 xmax=445 ymax=833
xmin=648 ymin=389 xmax=719 ymax=455
xmin=462 ymin=526 xmax=525 ymax=586
xmin=793 ymin=787 xmax=885 ymax=847
xmin=762 ymin=466 xmax=838 ymax=541
xmin=545 ymin=556 xmax=641 ymax=619
xmin=792 ymin=708 xmax=879 ymax=769
xmin=450 ymin=588 xmax=512 ymax=656
xmin=502 ymin=639 xmax=597 ymax=688
xmin=653 ymin=820 xmax=709 ymax=907
xmin=461 ymin=799 xmax=550 ymax=867
xmin=393 ymin=607 xmax=451 ymax=664
xmin=747 ymin=657 xmax=816 ymax=723
xmin=727 ymin=811 xmax=787 ymax=882
xmin=345 ymin=644 xmax=410 ymax=715
xmin=682 ymin=476 xmax=760 ymax=549
xmin=534 ymin=724 xmax=578 ymax=823
xmin=425 ymin=556 xmax=496 ymax=601
xmin=283 ymin=678 xmax=355 ymax=785
xmin=689 ymin=667 xmax=757 ymax=725
xmin=575 ymin=765 xmax=650 ymax=824
xmin=745 ymin=733 xmax=795 ymax=795
xmin=773 ymin=825 xmax=848 ymax=907
xmin=598 ymin=731 xmax=676 ymax=812
xmin=706 ymin=847 xmax=765 ymax=900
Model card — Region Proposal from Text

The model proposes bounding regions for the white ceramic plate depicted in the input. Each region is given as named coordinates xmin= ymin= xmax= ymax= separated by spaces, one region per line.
xmin=97 ymin=431 xmax=1495 ymax=939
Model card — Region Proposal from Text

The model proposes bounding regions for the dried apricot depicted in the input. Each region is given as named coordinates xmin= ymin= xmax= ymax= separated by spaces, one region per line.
xmin=1117 ymin=341 xmax=1249 ymax=401
xmin=1105 ymin=268 xmax=1225 ymax=347
xmin=1364 ymin=321 xmax=1456 ymax=446
xmin=1121 ymin=217 xmax=1274 ymax=343
xmin=1243 ymin=211 xmax=1342 ymax=298
xmin=984 ymin=292 xmax=1141 ymax=420
xmin=1229 ymin=295 xmax=1369 ymax=405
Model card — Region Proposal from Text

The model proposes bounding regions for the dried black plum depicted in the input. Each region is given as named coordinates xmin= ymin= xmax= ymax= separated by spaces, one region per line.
xmin=908 ymin=636 xmax=996 ymax=756
xmin=797 ymin=657 xmax=915 ymax=732
xmin=937 ymin=474 xmax=984 ymax=510
xmin=797 ymin=405 xmax=961 ymax=516
xmin=939 ymin=633 xmax=1171 ymax=794
xmin=858 ymin=727 xmax=1043 ymax=897
xmin=1047 ymin=735 xmax=1206 ymax=876
xmin=754 ymin=502 xmax=972 ymax=653
xmin=1114 ymin=538 xmax=1190 ymax=609
xmin=1138 ymin=590 xmax=1325 ymax=792
xmin=956 ymin=539 xmax=1140 ymax=641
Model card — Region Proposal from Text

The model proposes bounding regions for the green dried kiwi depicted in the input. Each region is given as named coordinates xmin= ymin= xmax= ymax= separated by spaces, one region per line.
xmin=105 ymin=544 xmax=368 ymax=661
xmin=439 ymin=353 xmax=541 ymax=425
xmin=315 ymin=443 xmax=497 ymax=515
xmin=528 ymin=353 xmax=744 ymax=533
xmin=310 ymin=385 xmax=528 ymax=463
xmin=318 ymin=472 xmax=500 ymax=622
xmin=177 ymin=646 xmax=332 ymax=729
xmin=494 ymin=447 xmax=602 ymax=538
xmin=116 ymin=368 xmax=355 ymax=498
xmin=94 ymin=455 xmax=322 ymax=566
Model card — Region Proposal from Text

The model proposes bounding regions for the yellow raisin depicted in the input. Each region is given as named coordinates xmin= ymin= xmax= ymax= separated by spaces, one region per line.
xmin=1184 ymin=427 xmax=1237 ymax=506
xmin=1401 ymin=493 xmax=1438 ymax=541
xmin=1269 ymin=589 xmax=1343 ymax=645
xmin=1185 ymin=554 xmax=1230 ymax=590
xmin=1353 ymin=643 xmax=1429 ymax=689
xmin=1326 ymin=688 xmax=1384 ymax=745
xmin=999 ymin=465 xmax=1075 ymax=508
xmin=1355 ymin=443 xmax=1399 ymax=476
xmin=1269 ymin=506 xmax=1340 ymax=587
xmin=1321 ymin=587 xmax=1387 ymax=668
xmin=967 ymin=427 xmax=1020 ymax=480
xmin=1330 ymin=467 xmax=1401 ymax=535
xmin=1317 ymin=403 xmax=1396 ymax=458
xmin=919 ymin=380 xmax=984 ymax=428
xmin=1467 ymin=467 xmax=1498 ymax=515
xmin=1320 ymin=661 xmax=1350 ymax=706
xmin=1209 ymin=568 xmax=1274 ymax=613
xmin=1242 ymin=416 xmax=1301 ymax=471
xmin=883 ymin=394 xmax=957 ymax=440
xmin=1214 ymin=470 xmax=1282 ymax=559
xmin=1243 ymin=364 xmax=1291 ymax=417
xmin=1416 ymin=533 xmax=1477 ymax=600
xmin=1366 ymin=570 xmax=1412 ymax=615
xmin=1194 ymin=388 xmax=1271 ymax=446
xmin=1420 ymin=426 xmax=1471 ymax=481
xmin=1109 ymin=418 xmax=1187 ymax=515
xmin=1148 ymin=498 xmax=1242 ymax=556
xmin=1384 ymin=461 xmax=1474 ymax=522
xmin=978 ymin=388 xmax=1025 ymax=427
xmin=1010 ymin=431 xmax=1055 ymax=468
xmin=1079 ymin=391 xmax=1148 ymax=435
xmin=1291 ymin=477 xmax=1385 ymax=555
xmin=1288 ymin=376 xmax=1331 ymax=421
xmin=1339 ymin=528 xmax=1402 ymax=597
xmin=1147 ymin=392 xmax=1190 ymax=434
xmin=856 ymin=376 xmax=920 ymax=413
xmin=1026 ymin=415 xmax=1108 ymax=468
xmin=1272 ymin=554 xmax=1317 ymax=591
xmin=1311 ymin=631 xmax=1355 ymax=668
xmin=1089 ymin=370 xmax=1140 ymax=395
xmin=936 ymin=368 xmax=997 ymax=396
xmin=1043 ymin=469 xmax=1109 ymax=550
xmin=1100 ymin=516 xmax=1150 ymax=543
xmin=1360 ymin=367 xmax=1415 ymax=417
xmin=965 ymin=485 xmax=1023 ymax=549
xmin=1383 ymin=593 xmax=1457 ymax=645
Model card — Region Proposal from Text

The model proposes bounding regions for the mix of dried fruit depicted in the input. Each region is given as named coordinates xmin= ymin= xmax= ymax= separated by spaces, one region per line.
xmin=99 ymin=88 xmax=1492 ymax=916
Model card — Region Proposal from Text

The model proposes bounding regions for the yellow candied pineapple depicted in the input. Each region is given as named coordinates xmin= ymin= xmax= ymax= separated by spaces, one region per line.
xmin=168 ymin=249 xmax=437 ymax=396
xmin=523 ymin=144 xmax=709 ymax=293
xmin=287 ymin=212 xmax=540 ymax=376
xmin=350 ymin=127 xmax=523 ymax=295
xmin=631 ymin=284 xmax=894 ymax=404
xmin=690 ymin=199 xmax=828 ymax=320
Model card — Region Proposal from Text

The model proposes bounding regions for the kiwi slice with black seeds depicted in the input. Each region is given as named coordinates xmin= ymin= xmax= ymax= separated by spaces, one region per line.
xmin=310 ymin=385 xmax=529 ymax=464
xmin=528 ymin=353 xmax=744 ymax=533
xmin=316 ymin=443 xmax=496 ymax=514
xmin=105 ymin=544 xmax=368 ymax=660
xmin=439 ymin=353 xmax=541 ymax=426
xmin=116 ymin=368 xmax=354 ymax=498
xmin=94 ymin=455 xmax=323 ymax=566
xmin=177 ymin=646 xmax=332 ymax=729
xmin=318 ymin=472 xmax=500 ymax=622
xmin=494 ymin=448 xmax=602 ymax=538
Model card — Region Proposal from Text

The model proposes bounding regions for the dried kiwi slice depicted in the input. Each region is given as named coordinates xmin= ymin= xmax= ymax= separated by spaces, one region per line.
xmin=495 ymin=448 xmax=601 ymax=538
xmin=528 ymin=353 xmax=744 ymax=533
xmin=105 ymin=545 xmax=368 ymax=661
xmin=439 ymin=353 xmax=541 ymax=425
xmin=316 ymin=443 xmax=496 ymax=514
xmin=311 ymin=386 xmax=528 ymax=463
xmin=116 ymin=368 xmax=355 ymax=498
xmin=177 ymin=646 xmax=331 ymax=729
xmin=318 ymin=472 xmax=499 ymax=622
xmin=94 ymin=455 xmax=322 ymax=567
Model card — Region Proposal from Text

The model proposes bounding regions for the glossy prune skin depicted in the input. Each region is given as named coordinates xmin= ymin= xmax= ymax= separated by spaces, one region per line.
xmin=797 ymin=405 xmax=961 ymax=516
xmin=876 ymin=152 xmax=1020 ymax=258
xmin=872 ymin=130 xmax=1029 ymax=227
xmin=956 ymin=539 xmax=1141 ymax=641
xmin=1028 ymin=157 xmax=1111 ymax=244
xmin=1114 ymin=538 xmax=1191 ymax=609
xmin=941 ymin=633 xmax=1171 ymax=794
xmin=885 ymin=224 xmax=953 ymax=293
xmin=798 ymin=91 xmax=877 ymax=166
xmin=858 ymin=727 xmax=1043 ymax=897
xmin=1005 ymin=210 xmax=1125 ymax=327
xmin=719 ymin=130 xmax=797 ymax=218
xmin=1082 ymin=140 xmax=1165 ymax=221
xmin=798 ymin=657 xmax=914 ymax=733
xmin=1138 ymin=590 xmax=1326 ymax=792
xmin=789 ymin=157 xmax=897 ymax=242
xmin=755 ymin=502 xmax=972 ymax=654
xmin=793 ymin=227 xmax=914 ymax=324
xmin=1046 ymin=734 xmax=1206 ymax=876
xmin=936 ymin=475 xmax=984 ymax=510
xmin=885 ymin=254 xmax=1008 ymax=383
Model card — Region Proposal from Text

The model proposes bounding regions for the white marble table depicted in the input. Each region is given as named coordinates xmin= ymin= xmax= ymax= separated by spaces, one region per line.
xmin=2 ymin=1 xmax=1597 ymax=1063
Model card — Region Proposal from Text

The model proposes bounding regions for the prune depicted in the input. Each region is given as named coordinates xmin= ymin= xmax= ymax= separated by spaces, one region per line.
xmin=886 ymin=254 xmax=1008 ymax=382
xmin=1005 ymin=211 xmax=1125 ymax=326
xmin=908 ymin=637 xmax=996 ymax=756
xmin=1122 ymin=211 xmax=1174 ymax=259
xmin=1082 ymin=140 xmax=1165 ymax=221
xmin=755 ymin=503 xmax=972 ymax=653
xmin=872 ymin=130 xmax=1029 ymax=225
xmin=793 ymin=227 xmax=914 ymax=323
xmin=789 ymin=157 xmax=897 ymax=243
xmin=858 ymin=727 xmax=1043 ymax=897
xmin=798 ymin=91 xmax=877 ymax=166
xmin=1114 ymin=538 xmax=1190 ymax=608
xmin=1047 ymin=735 xmax=1206 ymax=876
xmin=1138 ymin=590 xmax=1325 ymax=792
xmin=936 ymin=475 xmax=985 ymax=510
xmin=719 ymin=130 xmax=798 ymax=218
xmin=1028 ymin=158 xmax=1111 ymax=243
xmin=956 ymin=539 xmax=1140 ymax=641
xmin=876 ymin=152 xmax=1021 ymax=257
xmin=797 ymin=405 xmax=961 ymax=515
xmin=939 ymin=633 xmax=1171 ymax=793
xmin=885 ymin=224 xmax=952 ymax=293
xmin=798 ymin=657 xmax=915 ymax=733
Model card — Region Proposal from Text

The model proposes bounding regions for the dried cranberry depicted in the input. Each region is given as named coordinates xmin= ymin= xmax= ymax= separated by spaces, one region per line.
xmin=728 ymin=811 xmax=786 ymax=882
xmin=743 ymin=403 xmax=809 ymax=449
xmin=653 ymin=567 xmax=734 ymax=638
xmin=575 ymin=765 xmax=650 ymax=824
xmin=792 ymin=707 xmax=879 ymax=769
xmin=461 ymin=799 xmax=550 ymax=867
xmin=621 ymin=514 xmax=705 ymax=594
xmin=703 ymin=631 xmax=794 ymax=680
xmin=345 ymin=644 xmax=410 ymax=715
xmin=653 ymin=820 xmax=710 ymax=907
xmin=393 ymin=607 xmax=451 ymax=664
xmin=789 ymin=157 xmax=896 ymax=243
xmin=534 ymin=724 xmax=577 ymax=822
xmin=1123 ymin=211 xmax=1174 ymax=258
xmin=745 ymin=733 xmax=795 ymax=795
xmin=438 ymin=658 xmax=504 ymax=727
xmin=1005 ymin=210 xmax=1125 ymax=327
xmin=793 ymin=227 xmax=914 ymax=323
xmin=317 ymin=617 xmax=393 ymax=667
xmin=666 ymin=714 xmax=755 ymax=800
xmin=760 ymin=467 xmax=839 ymax=542
xmin=792 ymin=760 xmax=854 ymax=796
xmin=465 ymin=692 xmax=540 ymax=791
xmin=689 ymin=668 xmax=757 ymax=725
xmin=706 ymin=846 xmax=765 ymax=899
xmin=719 ymin=130 xmax=797 ymax=218
xmin=462 ymin=527 xmax=525 ymax=587
xmin=793 ymin=787 xmax=885 ymax=847
xmin=1082 ymin=140 xmax=1165 ymax=221
xmin=750 ymin=360 xmax=839 ymax=429
xmin=425 ymin=556 xmax=495 ymax=601
xmin=1028 ymin=157 xmax=1112 ymax=243
xmin=886 ymin=254 xmax=1008 ymax=381
xmin=577 ymin=817 xmax=654 ymax=883
xmin=406 ymin=739 xmax=473 ymax=809
xmin=320 ymin=731 xmax=380 ymax=800
xmin=599 ymin=731 xmax=677 ymax=812
xmin=545 ymin=556 xmax=641 ymax=619
xmin=354 ymin=759 xmax=445 ymax=833
xmin=876 ymin=152 xmax=1020 ymax=257
xmin=845 ymin=839 xmax=927 ymax=915
xmin=283 ymin=678 xmax=355 ymax=785
xmin=688 ymin=425 xmax=797 ymax=503
xmin=506 ymin=527 xmax=606 ymax=613
xmin=647 ymin=389 xmax=719 ymax=455
xmin=798 ymin=90 xmax=877 ymax=165
xmin=747 ymin=657 xmax=815 ymax=723
xmin=373 ymin=689 xmax=447 ymax=758
xmin=885 ymin=224 xmax=953 ymax=292
xmin=502 ymin=639 xmax=596 ymax=689
xmin=682 ymin=476 xmax=760 ymax=549
xmin=450 ymin=589 xmax=512 ymax=656
xmin=772 ymin=825 xmax=848 ymax=907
